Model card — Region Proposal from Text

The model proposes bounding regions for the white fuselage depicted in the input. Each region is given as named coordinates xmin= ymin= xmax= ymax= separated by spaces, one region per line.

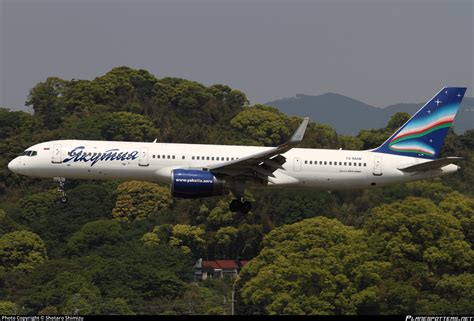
xmin=8 ymin=139 xmax=459 ymax=191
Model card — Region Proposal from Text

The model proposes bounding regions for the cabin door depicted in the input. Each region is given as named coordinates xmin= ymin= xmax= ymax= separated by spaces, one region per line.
xmin=139 ymin=147 xmax=149 ymax=166
xmin=373 ymin=156 xmax=382 ymax=176
xmin=293 ymin=157 xmax=302 ymax=171
xmin=52 ymin=144 xmax=62 ymax=164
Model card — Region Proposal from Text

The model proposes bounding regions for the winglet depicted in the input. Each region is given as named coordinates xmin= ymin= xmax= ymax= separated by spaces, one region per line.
xmin=289 ymin=117 xmax=310 ymax=145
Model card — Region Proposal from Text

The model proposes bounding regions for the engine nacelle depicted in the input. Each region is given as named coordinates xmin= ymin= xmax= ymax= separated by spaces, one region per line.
xmin=171 ymin=169 xmax=227 ymax=199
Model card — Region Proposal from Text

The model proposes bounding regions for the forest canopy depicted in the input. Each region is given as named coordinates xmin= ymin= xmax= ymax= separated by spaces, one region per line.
xmin=0 ymin=67 xmax=473 ymax=315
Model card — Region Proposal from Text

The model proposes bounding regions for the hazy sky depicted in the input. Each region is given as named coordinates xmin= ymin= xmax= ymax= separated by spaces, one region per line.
xmin=0 ymin=0 xmax=472 ymax=111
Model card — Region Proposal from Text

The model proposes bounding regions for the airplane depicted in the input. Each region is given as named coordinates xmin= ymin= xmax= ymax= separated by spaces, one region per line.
xmin=8 ymin=87 xmax=466 ymax=214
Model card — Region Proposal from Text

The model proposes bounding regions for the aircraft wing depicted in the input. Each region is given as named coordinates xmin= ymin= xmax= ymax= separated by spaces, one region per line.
xmin=206 ymin=117 xmax=310 ymax=181
xmin=398 ymin=157 xmax=462 ymax=172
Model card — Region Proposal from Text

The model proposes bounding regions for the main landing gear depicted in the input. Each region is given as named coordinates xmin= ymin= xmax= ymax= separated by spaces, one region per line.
xmin=228 ymin=180 xmax=252 ymax=214
xmin=229 ymin=198 xmax=252 ymax=214
xmin=54 ymin=177 xmax=68 ymax=204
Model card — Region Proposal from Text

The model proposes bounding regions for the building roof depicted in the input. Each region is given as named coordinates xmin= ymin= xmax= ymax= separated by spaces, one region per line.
xmin=202 ymin=260 xmax=221 ymax=270
xmin=215 ymin=260 xmax=239 ymax=270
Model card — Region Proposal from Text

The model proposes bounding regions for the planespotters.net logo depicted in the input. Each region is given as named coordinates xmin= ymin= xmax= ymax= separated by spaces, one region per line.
xmin=406 ymin=316 xmax=474 ymax=321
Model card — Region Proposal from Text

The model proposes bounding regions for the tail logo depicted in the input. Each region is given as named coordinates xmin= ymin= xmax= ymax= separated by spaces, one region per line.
xmin=387 ymin=104 xmax=458 ymax=156
xmin=373 ymin=87 xmax=466 ymax=159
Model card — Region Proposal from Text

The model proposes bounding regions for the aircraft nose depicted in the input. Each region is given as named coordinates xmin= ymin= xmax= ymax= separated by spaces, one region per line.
xmin=8 ymin=159 xmax=17 ymax=173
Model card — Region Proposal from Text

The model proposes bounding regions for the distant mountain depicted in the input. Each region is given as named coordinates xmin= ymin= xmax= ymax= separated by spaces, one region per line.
xmin=266 ymin=93 xmax=474 ymax=135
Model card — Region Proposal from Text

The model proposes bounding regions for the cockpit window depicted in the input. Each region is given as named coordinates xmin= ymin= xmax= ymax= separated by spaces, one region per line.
xmin=22 ymin=150 xmax=38 ymax=157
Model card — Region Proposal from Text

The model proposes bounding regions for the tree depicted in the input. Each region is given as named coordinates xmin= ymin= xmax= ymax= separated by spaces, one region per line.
xmin=0 ymin=230 xmax=47 ymax=272
xmin=230 ymin=105 xmax=290 ymax=146
xmin=386 ymin=112 xmax=410 ymax=130
xmin=364 ymin=197 xmax=473 ymax=314
xmin=169 ymin=224 xmax=206 ymax=255
xmin=100 ymin=298 xmax=135 ymax=315
xmin=205 ymin=199 xmax=235 ymax=228
xmin=214 ymin=226 xmax=239 ymax=258
xmin=41 ymin=272 xmax=101 ymax=314
xmin=0 ymin=208 xmax=19 ymax=235
xmin=26 ymin=77 xmax=68 ymax=129
xmin=238 ymin=217 xmax=385 ymax=315
xmin=0 ymin=301 xmax=17 ymax=314
xmin=18 ymin=190 xmax=59 ymax=225
xmin=364 ymin=197 xmax=472 ymax=275
xmin=62 ymin=112 xmax=159 ymax=141
xmin=112 ymin=181 xmax=171 ymax=222
xmin=439 ymin=192 xmax=474 ymax=246
xmin=66 ymin=220 xmax=123 ymax=255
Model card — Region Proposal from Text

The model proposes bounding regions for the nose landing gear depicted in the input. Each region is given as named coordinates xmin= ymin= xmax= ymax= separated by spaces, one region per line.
xmin=54 ymin=177 xmax=68 ymax=204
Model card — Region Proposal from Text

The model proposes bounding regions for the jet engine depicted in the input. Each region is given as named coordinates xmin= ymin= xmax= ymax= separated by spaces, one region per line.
xmin=171 ymin=169 xmax=227 ymax=198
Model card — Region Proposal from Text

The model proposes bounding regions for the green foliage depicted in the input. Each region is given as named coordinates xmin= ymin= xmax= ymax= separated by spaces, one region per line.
xmin=2 ymin=67 xmax=473 ymax=315
xmin=231 ymin=105 xmax=290 ymax=146
xmin=0 ymin=301 xmax=17 ymax=314
xmin=439 ymin=192 xmax=474 ymax=245
xmin=169 ymin=224 xmax=206 ymax=255
xmin=18 ymin=190 xmax=59 ymax=224
xmin=62 ymin=112 xmax=159 ymax=141
xmin=365 ymin=197 xmax=472 ymax=273
xmin=26 ymin=77 xmax=68 ymax=129
xmin=0 ymin=208 xmax=19 ymax=235
xmin=205 ymin=199 xmax=235 ymax=228
xmin=238 ymin=217 xmax=382 ymax=315
xmin=0 ymin=230 xmax=48 ymax=272
xmin=112 ymin=181 xmax=171 ymax=222
xmin=66 ymin=220 xmax=123 ymax=255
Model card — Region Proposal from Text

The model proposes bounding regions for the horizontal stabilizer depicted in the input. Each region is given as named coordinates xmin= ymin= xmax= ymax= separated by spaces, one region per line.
xmin=398 ymin=157 xmax=462 ymax=172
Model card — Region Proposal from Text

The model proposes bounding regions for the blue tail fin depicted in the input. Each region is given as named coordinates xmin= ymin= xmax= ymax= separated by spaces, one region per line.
xmin=373 ymin=87 xmax=467 ymax=159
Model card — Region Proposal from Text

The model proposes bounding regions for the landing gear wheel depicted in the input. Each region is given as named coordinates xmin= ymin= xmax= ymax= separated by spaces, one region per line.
xmin=229 ymin=199 xmax=252 ymax=214
xmin=229 ymin=199 xmax=241 ymax=212
xmin=54 ymin=177 xmax=68 ymax=205
xmin=241 ymin=201 xmax=252 ymax=214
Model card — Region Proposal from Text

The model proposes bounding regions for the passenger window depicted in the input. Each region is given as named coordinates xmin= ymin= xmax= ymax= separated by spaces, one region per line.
xmin=329 ymin=161 xmax=332 ymax=165
xmin=192 ymin=156 xmax=195 ymax=160
xmin=212 ymin=157 xmax=215 ymax=161
xmin=344 ymin=162 xmax=347 ymax=166
xmin=324 ymin=161 xmax=327 ymax=165
xmin=207 ymin=156 xmax=210 ymax=160
xmin=349 ymin=162 xmax=352 ymax=166
xmin=305 ymin=160 xmax=308 ymax=164
xmin=167 ymin=155 xmax=170 ymax=159
xmin=364 ymin=163 xmax=367 ymax=167
xmin=359 ymin=163 xmax=361 ymax=166
xmin=310 ymin=161 xmax=313 ymax=164
xmin=339 ymin=162 xmax=342 ymax=165
xmin=231 ymin=157 xmax=234 ymax=161
xmin=182 ymin=156 xmax=185 ymax=160
xmin=172 ymin=155 xmax=175 ymax=159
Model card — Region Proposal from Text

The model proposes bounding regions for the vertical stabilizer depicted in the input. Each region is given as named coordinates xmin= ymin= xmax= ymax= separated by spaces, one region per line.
xmin=373 ymin=87 xmax=466 ymax=159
